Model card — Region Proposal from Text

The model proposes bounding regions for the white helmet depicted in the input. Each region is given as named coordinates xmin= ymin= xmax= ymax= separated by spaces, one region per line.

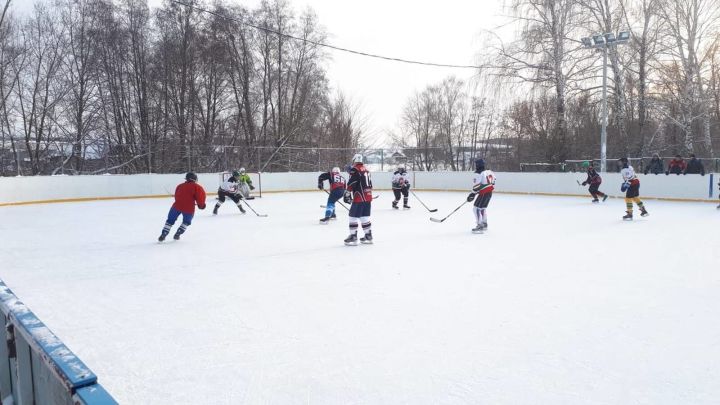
xmin=397 ymin=164 xmax=405 ymax=171
xmin=352 ymin=154 xmax=363 ymax=164
xmin=331 ymin=166 xmax=341 ymax=173
xmin=239 ymin=167 xmax=246 ymax=174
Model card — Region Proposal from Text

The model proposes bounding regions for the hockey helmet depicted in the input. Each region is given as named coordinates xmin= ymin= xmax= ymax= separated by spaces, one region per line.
xmin=397 ymin=164 xmax=405 ymax=172
xmin=185 ymin=172 xmax=198 ymax=182
xmin=239 ymin=167 xmax=246 ymax=174
xmin=331 ymin=166 xmax=341 ymax=173
xmin=352 ymin=154 xmax=364 ymax=164
xmin=474 ymin=158 xmax=485 ymax=172
xmin=232 ymin=170 xmax=241 ymax=178
xmin=581 ymin=161 xmax=590 ymax=168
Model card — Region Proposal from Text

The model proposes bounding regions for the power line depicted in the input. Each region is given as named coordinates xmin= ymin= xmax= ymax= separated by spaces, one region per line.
xmin=171 ymin=0 xmax=483 ymax=70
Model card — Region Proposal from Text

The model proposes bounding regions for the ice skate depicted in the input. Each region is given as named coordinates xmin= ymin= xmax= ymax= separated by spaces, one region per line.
xmin=237 ymin=204 xmax=246 ymax=214
xmin=403 ymin=204 xmax=411 ymax=209
xmin=392 ymin=201 xmax=399 ymax=209
xmin=472 ymin=224 xmax=484 ymax=234
xmin=173 ymin=233 xmax=181 ymax=240
xmin=344 ymin=234 xmax=358 ymax=246
xmin=158 ymin=232 xmax=168 ymax=242
xmin=212 ymin=205 xmax=219 ymax=215
xmin=330 ymin=212 xmax=337 ymax=220
xmin=602 ymin=194 xmax=608 ymax=202
xmin=623 ymin=212 xmax=633 ymax=221
xmin=591 ymin=198 xmax=599 ymax=203
xmin=360 ymin=232 xmax=373 ymax=244
xmin=640 ymin=207 xmax=649 ymax=217
xmin=319 ymin=217 xmax=331 ymax=224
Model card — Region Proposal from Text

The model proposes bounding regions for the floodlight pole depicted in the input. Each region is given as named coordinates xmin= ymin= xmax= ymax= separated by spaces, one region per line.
xmin=601 ymin=47 xmax=608 ymax=173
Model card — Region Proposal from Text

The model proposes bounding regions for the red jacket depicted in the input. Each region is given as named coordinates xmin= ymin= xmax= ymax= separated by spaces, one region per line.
xmin=172 ymin=181 xmax=207 ymax=214
xmin=668 ymin=159 xmax=687 ymax=173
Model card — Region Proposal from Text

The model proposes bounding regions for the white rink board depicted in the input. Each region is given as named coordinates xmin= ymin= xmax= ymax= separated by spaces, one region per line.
xmin=1 ymin=171 xmax=716 ymax=205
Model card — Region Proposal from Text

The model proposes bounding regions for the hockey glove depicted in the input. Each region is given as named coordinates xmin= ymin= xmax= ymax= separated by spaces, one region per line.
xmin=581 ymin=181 xmax=587 ymax=186
xmin=318 ymin=183 xmax=323 ymax=190
xmin=404 ymin=183 xmax=411 ymax=190
xmin=466 ymin=192 xmax=476 ymax=202
xmin=620 ymin=182 xmax=630 ymax=192
xmin=343 ymin=191 xmax=352 ymax=204
xmin=250 ymin=184 xmax=255 ymax=190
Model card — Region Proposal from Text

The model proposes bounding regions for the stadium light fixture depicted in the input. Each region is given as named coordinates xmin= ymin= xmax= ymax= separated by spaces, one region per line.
xmin=581 ymin=31 xmax=631 ymax=172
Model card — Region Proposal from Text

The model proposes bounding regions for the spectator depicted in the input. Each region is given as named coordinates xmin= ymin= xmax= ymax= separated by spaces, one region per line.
xmin=666 ymin=155 xmax=686 ymax=175
xmin=644 ymin=154 xmax=664 ymax=175
xmin=684 ymin=154 xmax=705 ymax=175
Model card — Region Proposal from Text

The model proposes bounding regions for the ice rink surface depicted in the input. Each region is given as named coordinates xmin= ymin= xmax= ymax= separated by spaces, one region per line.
xmin=1 ymin=191 xmax=719 ymax=404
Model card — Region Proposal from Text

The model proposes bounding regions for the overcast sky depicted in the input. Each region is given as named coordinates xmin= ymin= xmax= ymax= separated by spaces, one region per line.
xmin=14 ymin=0 xmax=507 ymax=147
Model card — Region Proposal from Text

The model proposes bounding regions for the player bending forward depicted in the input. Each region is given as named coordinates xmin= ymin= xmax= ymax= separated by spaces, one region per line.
xmin=343 ymin=154 xmax=373 ymax=245
xmin=213 ymin=170 xmax=246 ymax=215
xmin=236 ymin=168 xmax=256 ymax=199
xmin=391 ymin=165 xmax=411 ymax=209
xmin=466 ymin=158 xmax=495 ymax=234
xmin=581 ymin=161 xmax=608 ymax=203
xmin=619 ymin=157 xmax=649 ymax=220
xmin=159 ymin=172 xmax=207 ymax=241
xmin=318 ymin=167 xmax=346 ymax=223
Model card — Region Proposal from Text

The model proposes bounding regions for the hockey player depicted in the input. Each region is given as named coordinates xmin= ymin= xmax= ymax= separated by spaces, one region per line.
xmin=466 ymin=158 xmax=495 ymax=233
xmin=619 ymin=157 xmax=649 ymax=220
xmin=212 ymin=170 xmax=246 ymax=215
xmin=318 ymin=167 xmax=346 ymax=223
xmin=343 ymin=154 xmax=373 ymax=245
xmin=580 ymin=161 xmax=608 ymax=203
xmin=158 ymin=172 xmax=207 ymax=241
xmin=236 ymin=168 xmax=256 ymax=199
xmin=391 ymin=165 xmax=411 ymax=209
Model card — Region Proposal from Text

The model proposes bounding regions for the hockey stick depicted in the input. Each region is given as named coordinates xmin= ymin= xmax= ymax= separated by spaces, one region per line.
xmin=322 ymin=189 xmax=349 ymax=211
xmin=241 ymin=198 xmax=268 ymax=217
xmin=410 ymin=190 xmax=438 ymax=212
xmin=430 ymin=200 xmax=468 ymax=223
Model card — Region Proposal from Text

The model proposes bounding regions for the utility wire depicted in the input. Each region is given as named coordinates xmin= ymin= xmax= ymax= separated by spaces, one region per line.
xmin=171 ymin=0 xmax=483 ymax=70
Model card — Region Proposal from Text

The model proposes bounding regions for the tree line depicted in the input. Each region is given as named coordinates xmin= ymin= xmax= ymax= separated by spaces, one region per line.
xmin=0 ymin=0 xmax=364 ymax=175
xmin=396 ymin=0 xmax=720 ymax=171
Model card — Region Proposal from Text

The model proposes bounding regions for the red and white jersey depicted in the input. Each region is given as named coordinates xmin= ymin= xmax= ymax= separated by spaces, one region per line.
xmin=472 ymin=170 xmax=496 ymax=195
xmin=329 ymin=172 xmax=346 ymax=191
xmin=621 ymin=166 xmax=639 ymax=185
xmin=347 ymin=164 xmax=373 ymax=203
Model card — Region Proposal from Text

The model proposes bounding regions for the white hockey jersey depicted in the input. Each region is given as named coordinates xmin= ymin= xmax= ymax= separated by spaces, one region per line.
xmin=220 ymin=178 xmax=239 ymax=194
xmin=472 ymin=170 xmax=496 ymax=194
xmin=392 ymin=171 xmax=411 ymax=189
xmin=621 ymin=166 xmax=637 ymax=182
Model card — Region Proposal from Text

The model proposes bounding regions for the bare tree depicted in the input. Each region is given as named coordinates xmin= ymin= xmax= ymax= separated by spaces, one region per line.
xmin=13 ymin=4 xmax=66 ymax=175
xmin=657 ymin=0 xmax=719 ymax=155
